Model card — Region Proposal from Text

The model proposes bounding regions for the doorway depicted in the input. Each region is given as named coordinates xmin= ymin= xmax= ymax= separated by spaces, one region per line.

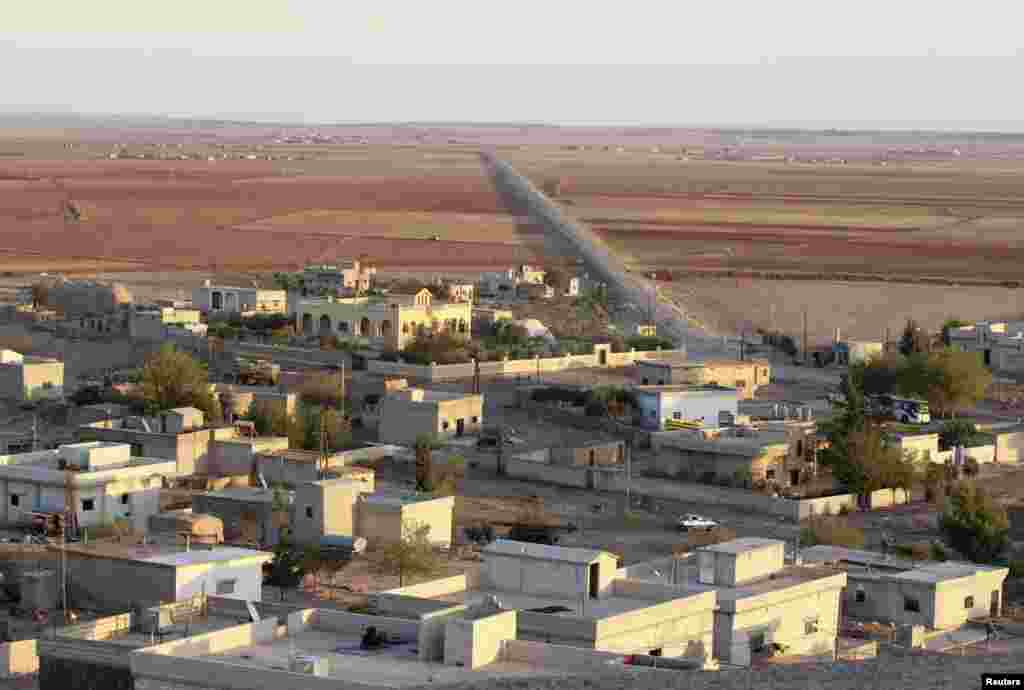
xmin=589 ymin=563 xmax=600 ymax=599
xmin=599 ymin=349 xmax=607 ymax=366
xmin=456 ymin=418 xmax=465 ymax=436
xmin=992 ymin=590 xmax=1001 ymax=617
xmin=790 ymin=469 xmax=800 ymax=486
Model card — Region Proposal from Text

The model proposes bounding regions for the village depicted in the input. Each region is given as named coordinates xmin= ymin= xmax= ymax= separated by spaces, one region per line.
xmin=0 ymin=259 xmax=1019 ymax=690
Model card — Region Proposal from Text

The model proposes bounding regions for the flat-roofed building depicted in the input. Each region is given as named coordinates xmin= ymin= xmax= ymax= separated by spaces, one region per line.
xmin=0 ymin=350 xmax=64 ymax=402
xmin=801 ymin=545 xmax=1009 ymax=631
xmin=634 ymin=384 xmax=740 ymax=432
xmin=0 ymin=442 xmax=177 ymax=532
xmin=626 ymin=538 xmax=847 ymax=666
xmin=378 ymin=387 xmax=483 ymax=445
xmin=295 ymin=288 xmax=472 ymax=350
xmin=193 ymin=282 xmax=286 ymax=316
xmin=636 ymin=358 xmax=770 ymax=400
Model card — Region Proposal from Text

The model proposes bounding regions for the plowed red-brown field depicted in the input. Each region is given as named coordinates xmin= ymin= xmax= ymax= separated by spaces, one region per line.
xmin=0 ymin=154 xmax=529 ymax=272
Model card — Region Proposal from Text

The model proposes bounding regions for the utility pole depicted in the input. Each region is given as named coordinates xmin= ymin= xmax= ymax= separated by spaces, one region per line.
xmin=802 ymin=308 xmax=809 ymax=365
xmin=625 ymin=438 xmax=632 ymax=514
xmin=318 ymin=412 xmax=329 ymax=480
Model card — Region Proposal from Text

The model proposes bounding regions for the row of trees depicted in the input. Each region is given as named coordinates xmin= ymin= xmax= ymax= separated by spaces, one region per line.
xmin=819 ymin=360 xmax=1010 ymax=563
xmin=860 ymin=347 xmax=991 ymax=418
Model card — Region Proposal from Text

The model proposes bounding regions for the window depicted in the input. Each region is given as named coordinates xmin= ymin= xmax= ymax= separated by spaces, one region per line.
xmin=471 ymin=416 xmax=479 ymax=424
xmin=642 ymin=378 xmax=649 ymax=385
xmin=804 ymin=618 xmax=819 ymax=635
xmin=766 ymin=469 xmax=776 ymax=480
xmin=965 ymin=596 xmax=975 ymax=609
xmin=216 ymin=579 xmax=236 ymax=595
xmin=762 ymin=368 xmax=769 ymax=377
xmin=305 ymin=506 xmax=314 ymax=519
xmin=9 ymin=495 xmax=18 ymax=507
xmin=130 ymin=443 xmax=143 ymax=456
xmin=442 ymin=421 xmax=450 ymax=431
xmin=673 ymin=411 xmax=682 ymax=420
xmin=855 ymin=587 xmax=866 ymax=603
xmin=82 ymin=499 xmax=95 ymax=512
xmin=121 ymin=495 xmax=130 ymax=505
xmin=904 ymin=597 xmax=920 ymax=612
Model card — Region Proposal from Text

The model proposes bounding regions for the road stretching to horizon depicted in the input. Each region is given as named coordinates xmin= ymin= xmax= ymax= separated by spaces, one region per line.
xmin=480 ymin=152 xmax=728 ymax=357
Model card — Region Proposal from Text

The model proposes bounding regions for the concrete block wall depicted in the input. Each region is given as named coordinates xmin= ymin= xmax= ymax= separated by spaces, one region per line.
xmin=501 ymin=640 xmax=629 ymax=673
xmin=797 ymin=494 xmax=857 ymax=520
xmin=444 ymin=610 xmax=517 ymax=669
xmin=144 ymin=618 xmax=281 ymax=658
xmin=383 ymin=572 xmax=478 ymax=597
xmin=311 ymin=609 xmax=420 ymax=642
xmin=594 ymin=593 xmax=717 ymax=658
xmin=0 ymin=639 xmax=38 ymax=676
xmin=418 ymin=604 xmax=470 ymax=662
xmin=56 ymin=613 xmax=133 ymax=641
xmin=867 ymin=488 xmax=910 ymax=510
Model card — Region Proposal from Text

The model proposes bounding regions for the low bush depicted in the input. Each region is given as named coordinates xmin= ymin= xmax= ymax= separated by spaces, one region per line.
xmin=800 ymin=517 xmax=866 ymax=549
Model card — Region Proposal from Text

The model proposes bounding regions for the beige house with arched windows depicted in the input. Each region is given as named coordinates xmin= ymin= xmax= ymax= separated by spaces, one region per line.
xmin=295 ymin=288 xmax=472 ymax=350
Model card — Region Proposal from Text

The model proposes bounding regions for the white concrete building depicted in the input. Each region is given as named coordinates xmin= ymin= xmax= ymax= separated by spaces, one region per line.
xmin=0 ymin=442 xmax=177 ymax=532
xmin=0 ymin=350 xmax=63 ymax=402
xmin=130 ymin=307 xmax=205 ymax=341
xmin=193 ymin=281 xmax=286 ymax=316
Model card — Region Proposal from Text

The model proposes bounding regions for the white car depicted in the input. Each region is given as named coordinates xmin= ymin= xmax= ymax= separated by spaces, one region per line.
xmin=677 ymin=514 xmax=718 ymax=532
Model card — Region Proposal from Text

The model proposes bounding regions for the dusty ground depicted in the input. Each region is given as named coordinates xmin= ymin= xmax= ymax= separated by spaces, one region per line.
xmin=665 ymin=275 xmax=1024 ymax=343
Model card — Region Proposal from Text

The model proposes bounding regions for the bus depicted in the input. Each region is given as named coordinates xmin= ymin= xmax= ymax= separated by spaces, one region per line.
xmin=869 ymin=394 xmax=931 ymax=424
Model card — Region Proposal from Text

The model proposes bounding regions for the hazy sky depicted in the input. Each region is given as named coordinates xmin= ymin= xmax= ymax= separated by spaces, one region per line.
xmin=4 ymin=0 xmax=1024 ymax=128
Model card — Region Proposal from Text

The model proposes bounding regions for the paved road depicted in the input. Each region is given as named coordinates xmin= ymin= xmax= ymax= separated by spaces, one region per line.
xmin=481 ymin=153 xmax=728 ymax=356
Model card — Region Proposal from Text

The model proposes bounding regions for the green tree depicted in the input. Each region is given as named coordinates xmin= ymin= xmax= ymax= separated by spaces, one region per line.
xmin=941 ymin=318 xmax=969 ymax=346
xmin=899 ymin=318 xmax=930 ymax=356
xmin=266 ymin=539 xmax=306 ymax=601
xmin=248 ymin=400 xmax=292 ymax=436
xmin=818 ymin=365 xmax=866 ymax=473
xmin=926 ymin=349 xmax=992 ymax=418
xmin=940 ymin=482 xmax=1009 ymax=563
xmin=376 ymin=520 xmax=440 ymax=587
xmin=288 ymin=404 xmax=350 ymax=452
xmin=939 ymin=419 xmax=978 ymax=451
xmin=140 ymin=345 xmax=220 ymax=421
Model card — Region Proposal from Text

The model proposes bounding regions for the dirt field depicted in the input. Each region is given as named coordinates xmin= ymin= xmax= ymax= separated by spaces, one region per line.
xmin=665 ymin=275 xmax=1024 ymax=342
xmin=6 ymin=125 xmax=1024 ymax=339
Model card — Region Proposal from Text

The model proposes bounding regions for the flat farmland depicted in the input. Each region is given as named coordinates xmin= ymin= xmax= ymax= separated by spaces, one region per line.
xmin=0 ymin=146 xmax=532 ymax=273
xmin=500 ymin=148 xmax=1024 ymax=282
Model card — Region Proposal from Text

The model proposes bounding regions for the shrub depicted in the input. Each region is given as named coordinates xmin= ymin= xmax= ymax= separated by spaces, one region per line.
xmin=894 ymin=543 xmax=931 ymax=561
xmin=625 ymin=335 xmax=676 ymax=351
xmin=584 ymin=400 xmax=608 ymax=417
xmin=732 ymin=469 xmax=753 ymax=490
xmin=940 ymin=481 xmax=1010 ymax=563
xmin=1009 ymin=559 xmax=1024 ymax=579
xmin=800 ymin=518 xmax=866 ymax=549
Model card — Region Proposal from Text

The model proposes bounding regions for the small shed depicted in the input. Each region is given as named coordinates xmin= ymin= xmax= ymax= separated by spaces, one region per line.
xmin=480 ymin=539 xmax=619 ymax=600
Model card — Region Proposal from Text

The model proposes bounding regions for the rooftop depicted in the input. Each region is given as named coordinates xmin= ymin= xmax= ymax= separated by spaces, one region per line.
xmin=799 ymin=545 xmax=1008 ymax=582
xmin=202 ymin=487 xmax=278 ymax=504
xmin=57 ymin=541 xmax=271 ymax=566
xmin=701 ymin=537 xmax=783 ymax=555
xmin=436 ymin=588 xmax=662 ymax=620
xmin=484 ymin=539 xmax=611 ymax=565
xmin=634 ymin=384 xmax=740 ymax=395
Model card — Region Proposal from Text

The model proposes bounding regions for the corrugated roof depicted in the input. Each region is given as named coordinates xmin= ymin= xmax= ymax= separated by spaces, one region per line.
xmin=484 ymin=539 xmax=610 ymax=564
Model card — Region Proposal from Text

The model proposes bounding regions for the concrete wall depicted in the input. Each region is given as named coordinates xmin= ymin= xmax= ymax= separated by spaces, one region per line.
xmin=22 ymin=361 xmax=65 ymax=401
xmin=383 ymin=572 xmax=478 ymax=598
xmin=501 ymin=640 xmax=638 ymax=673
xmin=797 ymin=494 xmax=857 ymax=520
xmin=311 ymin=609 xmax=420 ymax=642
xmin=867 ymin=488 xmax=910 ymax=510
xmin=64 ymin=552 xmax=177 ymax=611
xmin=0 ymin=639 xmax=38 ymax=676
xmin=207 ymin=440 xmax=258 ymax=476
xmin=175 ymin=558 xmax=266 ymax=602
xmin=594 ymin=590 xmax=717 ymax=659
xmin=291 ymin=481 xmax=360 ymax=544
xmin=997 ymin=430 xmax=1024 ymax=464
xmin=444 ymin=610 xmax=517 ymax=669
xmin=378 ymin=394 xmax=483 ymax=446
xmin=723 ymin=585 xmax=842 ymax=666
xmin=844 ymin=576 xmax=938 ymax=629
xmin=933 ymin=569 xmax=1008 ymax=629
xmin=397 ymin=496 xmax=455 ymax=548
xmin=368 ymin=347 xmax=687 ymax=382
xmin=56 ymin=613 xmax=133 ymax=641
xmin=483 ymin=553 xmax=611 ymax=601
